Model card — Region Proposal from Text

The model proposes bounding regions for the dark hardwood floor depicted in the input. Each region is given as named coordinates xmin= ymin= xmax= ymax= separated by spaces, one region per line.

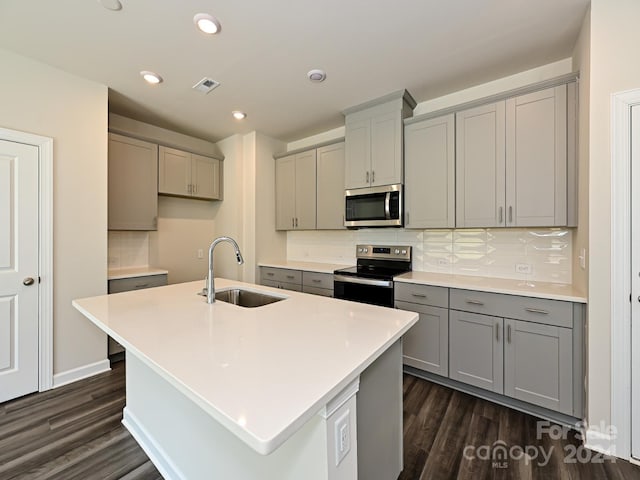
xmin=0 ymin=361 xmax=161 ymax=480
xmin=2 ymin=364 xmax=639 ymax=479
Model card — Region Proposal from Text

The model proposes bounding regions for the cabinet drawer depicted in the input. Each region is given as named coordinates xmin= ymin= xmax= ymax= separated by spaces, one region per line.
xmin=394 ymin=282 xmax=448 ymax=308
xmin=260 ymin=278 xmax=302 ymax=292
xmin=260 ymin=267 xmax=302 ymax=285
xmin=302 ymin=271 xmax=334 ymax=290
xmin=303 ymin=285 xmax=333 ymax=297
xmin=108 ymin=274 xmax=167 ymax=294
xmin=450 ymin=289 xmax=573 ymax=328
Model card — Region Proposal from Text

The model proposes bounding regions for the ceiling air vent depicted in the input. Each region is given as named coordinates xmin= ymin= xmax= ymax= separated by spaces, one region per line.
xmin=192 ymin=77 xmax=220 ymax=94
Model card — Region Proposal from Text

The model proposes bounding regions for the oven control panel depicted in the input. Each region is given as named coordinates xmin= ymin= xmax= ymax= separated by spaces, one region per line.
xmin=355 ymin=244 xmax=411 ymax=261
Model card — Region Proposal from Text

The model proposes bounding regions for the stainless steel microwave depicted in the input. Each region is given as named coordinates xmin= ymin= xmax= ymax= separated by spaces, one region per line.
xmin=344 ymin=184 xmax=403 ymax=228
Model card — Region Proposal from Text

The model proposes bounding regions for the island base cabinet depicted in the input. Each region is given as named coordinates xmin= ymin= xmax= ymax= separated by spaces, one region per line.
xmin=123 ymin=353 xmax=359 ymax=480
xmin=504 ymin=319 xmax=573 ymax=415
xmin=449 ymin=310 xmax=504 ymax=393
xmin=396 ymin=301 xmax=448 ymax=377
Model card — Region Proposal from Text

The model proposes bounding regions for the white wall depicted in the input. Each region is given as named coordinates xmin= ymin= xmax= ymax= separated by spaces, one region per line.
xmin=0 ymin=49 xmax=108 ymax=376
xmin=586 ymin=0 xmax=640 ymax=432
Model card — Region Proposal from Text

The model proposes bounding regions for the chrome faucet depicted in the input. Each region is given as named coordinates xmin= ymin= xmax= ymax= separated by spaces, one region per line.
xmin=206 ymin=236 xmax=244 ymax=304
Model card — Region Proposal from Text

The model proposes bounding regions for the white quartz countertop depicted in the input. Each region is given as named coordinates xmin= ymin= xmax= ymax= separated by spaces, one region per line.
xmin=395 ymin=271 xmax=587 ymax=303
xmin=108 ymin=266 xmax=169 ymax=280
xmin=258 ymin=260 xmax=352 ymax=274
xmin=73 ymin=279 xmax=417 ymax=455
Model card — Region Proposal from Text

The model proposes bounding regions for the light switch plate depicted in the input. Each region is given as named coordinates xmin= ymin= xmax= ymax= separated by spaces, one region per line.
xmin=334 ymin=409 xmax=351 ymax=466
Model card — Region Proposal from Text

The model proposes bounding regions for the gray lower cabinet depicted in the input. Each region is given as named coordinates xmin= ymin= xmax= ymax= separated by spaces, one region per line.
xmin=260 ymin=267 xmax=333 ymax=297
xmin=396 ymin=301 xmax=448 ymax=376
xmin=449 ymin=310 xmax=504 ymax=393
xmin=504 ymin=319 xmax=573 ymax=414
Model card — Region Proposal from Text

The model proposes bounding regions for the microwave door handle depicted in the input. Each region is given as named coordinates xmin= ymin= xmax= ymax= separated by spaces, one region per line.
xmin=384 ymin=192 xmax=391 ymax=220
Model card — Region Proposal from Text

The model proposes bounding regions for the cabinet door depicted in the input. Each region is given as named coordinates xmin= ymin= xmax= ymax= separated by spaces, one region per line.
xmin=404 ymin=114 xmax=455 ymax=228
xmin=294 ymin=150 xmax=317 ymax=229
xmin=506 ymin=85 xmax=567 ymax=226
xmin=370 ymin=110 xmax=402 ymax=186
xmin=456 ymin=102 xmax=506 ymax=228
xmin=396 ymin=301 xmax=448 ymax=377
xmin=345 ymin=118 xmax=371 ymax=189
xmin=192 ymin=154 xmax=221 ymax=200
xmin=449 ymin=310 xmax=504 ymax=393
xmin=275 ymin=155 xmax=296 ymax=230
xmin=158 ymin=146 xmax=191 ymax=196
xmin=108 ymin=133 xmax=158 ymax=230
xmin=316 ymin=142 xmax=346 ymax=229
xmin=504 ymin=318 xmax=573 ymax=414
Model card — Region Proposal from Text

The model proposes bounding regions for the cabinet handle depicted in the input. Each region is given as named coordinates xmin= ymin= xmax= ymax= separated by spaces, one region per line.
xmin=312 ymin=279 xmax=322 ymax=283
xmin=406 ymin=212 xmax=410 ymax=226
xmin=466 ymin=299 xmax=485 ymax=306
xmin=525 ymin=307 xmax=550 ymax=315
xmin=295 ymin=217 xmax=298 ymax=228
xmin=134 ymin=283 xmax=149 ymax=289
xmin=194 ymin=184 xmax=198 ymax=194
xmin=286 ymin=275 xmax=295 ymax=279
xmin=292 ymin=217 xmax=295 ymax=228
xmin=187 ymin=184 xmax=192 ymax=194
xmin=371 ymin=171 xmax=375 ymax=183
xmin=495 ymin=323 xmax=500 ymax=342
xmin=508 ymin=206 xmax=513 ymax=224
xmin=498 ymin=206 xmax=503 ymax=224
xmin=366 ymin=171 xmax=370 ymax=183
xmin=507 ymin=324 xmax=512 ymax=343
xmin=411 ymin=293 xmax=427 ymax=298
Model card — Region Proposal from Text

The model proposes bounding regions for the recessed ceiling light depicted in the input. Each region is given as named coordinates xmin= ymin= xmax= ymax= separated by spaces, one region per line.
xmin=140 ymin=71 xmax=163 ymax=85
xmin=307 ymin=69 xmax=327 ymax=82
xmin=98 ymin=0 xmax=122 ymax=11
xmin=232 ymin=111 xmax=247 ymax=120
xmin=194 ymin=13 xmax=221 ymax=35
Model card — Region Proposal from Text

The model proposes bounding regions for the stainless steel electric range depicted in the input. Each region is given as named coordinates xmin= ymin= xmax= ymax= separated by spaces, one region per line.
xmin=333 ymin=245 xmax=412 ymax=307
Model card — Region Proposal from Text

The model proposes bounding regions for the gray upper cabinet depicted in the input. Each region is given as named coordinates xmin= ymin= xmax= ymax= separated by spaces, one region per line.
xmin=108 ymin=133 xmax=158 ymax=231
xmin=158 ymin=146 xmax=222 ymax=200
xmin=456 ymin=101 xmax=506 ymax=228
xmin=404 ymin=113 xmax=455 ymax=229
xmin=449 ymin=310 xmax=504 ymax=393
xmin=316 ymin=142 xmax=346 ymax=230
xmin=456 ymin=84 xmax=573 ymax=228
xmin=275 ymin=151 xmax=317 ymax=230
xmin=506 ymin=85 xmax=567 ymax=226
xmin=504 ymin=318 xmax=573 ymax=415
xmin=344 ymin=91 xmax=415 ymax=189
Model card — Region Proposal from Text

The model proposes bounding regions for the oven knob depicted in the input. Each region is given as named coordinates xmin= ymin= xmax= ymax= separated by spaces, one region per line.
xmin=401 ymin=249 xmax=407 ymax=255
xmin=363 ymin=248 xmax=368 ymax=253
xmin=394 ymin=249 xmax=400 ymax=254
xmin=358 ymin=248 xmax=363 ymax=253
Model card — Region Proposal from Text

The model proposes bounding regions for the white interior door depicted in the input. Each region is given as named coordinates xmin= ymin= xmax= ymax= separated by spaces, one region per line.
xmin=0 ymin=139 xmax=39 ymax=403
xmin=632 ymin=106 xmax=640 ymax=460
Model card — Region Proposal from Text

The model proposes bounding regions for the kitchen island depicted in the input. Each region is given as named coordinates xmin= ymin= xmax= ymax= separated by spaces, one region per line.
xmin=73 ymin=279 xmax=418 ymax=480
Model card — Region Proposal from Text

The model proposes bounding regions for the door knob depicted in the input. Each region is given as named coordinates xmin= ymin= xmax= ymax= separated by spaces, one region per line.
xmin=23 ymin=277 xmax=35 ymax=286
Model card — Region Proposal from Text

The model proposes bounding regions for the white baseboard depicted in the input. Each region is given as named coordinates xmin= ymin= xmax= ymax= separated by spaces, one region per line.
xmin=52 ymin=359 xmax=111 ymax=388
xmin=122 ymin=407 xmax=183 ymax=480
xmin=585 ymin=428 xmax=617 ymax=457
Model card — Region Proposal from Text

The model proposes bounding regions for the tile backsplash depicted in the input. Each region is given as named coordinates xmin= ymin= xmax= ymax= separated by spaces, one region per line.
xmin=287 ymin=228 xmax=572 ymax=284
xmin=108 ymin=231 xmax=150 ymax=269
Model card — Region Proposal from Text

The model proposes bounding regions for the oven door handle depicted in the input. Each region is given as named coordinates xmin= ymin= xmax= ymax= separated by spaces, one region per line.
xmin=384 ymin=192 xmax=391 ymax=220
xmin=334 ymin=274 xmax=393 ymax=288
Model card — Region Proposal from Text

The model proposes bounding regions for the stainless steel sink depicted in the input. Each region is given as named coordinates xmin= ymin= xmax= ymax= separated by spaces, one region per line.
xmin=214 ymin=288 xmax=285 ymax=308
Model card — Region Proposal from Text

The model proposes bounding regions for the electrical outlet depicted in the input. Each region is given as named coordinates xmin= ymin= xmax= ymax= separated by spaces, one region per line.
xmin=197 ymin=249 xmax=204 ymax=259
xmin=437 ymin=258 xmax=449 ymax=266
xmin=515 ymin=263 xmax=532 ymax=274
xmin=334 ymin=410 xmax=351 ymax=466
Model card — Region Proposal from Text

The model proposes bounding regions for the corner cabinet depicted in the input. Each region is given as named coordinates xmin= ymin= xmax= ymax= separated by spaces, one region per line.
xmin=344 ymin=91 xmax=416 ymax=189
xmin=404 ymin=113 xmax=455 ymax=229
xmin=456 ymin=84 xmax=575 ymax=228
xmin=275 ymin=150 xmax=317 ymax=230
xmin=108 ymin=133 xmax=158 ymax=230
xmin=158 ymin=146 xmax=222 ymax=200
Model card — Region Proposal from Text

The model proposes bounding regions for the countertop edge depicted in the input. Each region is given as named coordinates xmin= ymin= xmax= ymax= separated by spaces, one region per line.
xmin=108 ymin=267 xmax=169 ymax=280
xmin=258 ymin=260 xmax=351 ymax=274
xmin=394 ymin=274 xmax=587 ymax=303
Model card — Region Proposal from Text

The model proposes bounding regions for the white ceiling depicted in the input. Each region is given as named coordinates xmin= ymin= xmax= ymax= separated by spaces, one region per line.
xmin=0 ymin=0 xmax=589 ymax=143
